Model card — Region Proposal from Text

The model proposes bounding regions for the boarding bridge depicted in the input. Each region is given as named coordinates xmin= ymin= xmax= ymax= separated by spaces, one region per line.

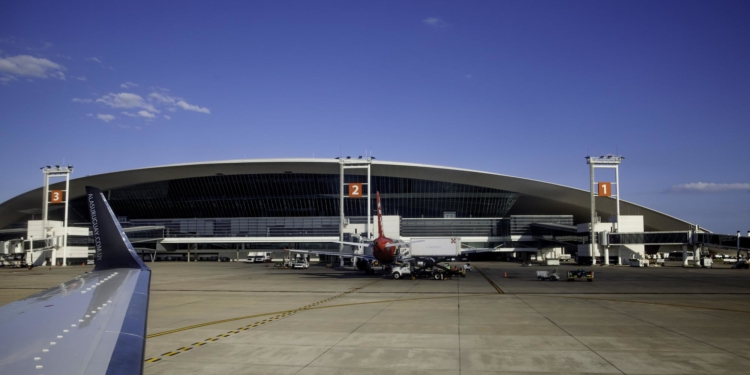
xmin=609 ymin=232 xmax=750 ymax=252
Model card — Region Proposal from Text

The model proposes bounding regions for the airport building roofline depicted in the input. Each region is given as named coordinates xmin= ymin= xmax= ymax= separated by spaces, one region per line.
xmin=0 ymin=158 xmax=695 ymax=232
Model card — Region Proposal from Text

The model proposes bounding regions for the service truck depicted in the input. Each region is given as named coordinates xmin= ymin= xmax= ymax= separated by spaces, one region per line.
xmin=246 ymin=252 xmax=271 ymax=263
xmin=405 ymin=237 xmax=461 ymax=258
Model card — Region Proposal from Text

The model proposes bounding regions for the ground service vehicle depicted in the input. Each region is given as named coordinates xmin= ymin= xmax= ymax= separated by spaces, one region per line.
xmin=667 ymin=251 xmax=694 ymax=261
xmin=247 ymin=251 xmax=270 ymax=262
xmin=567 ymin=269 xmax=594 ymax=281
xmin=406 ymin=238 xmax=461 ymax=258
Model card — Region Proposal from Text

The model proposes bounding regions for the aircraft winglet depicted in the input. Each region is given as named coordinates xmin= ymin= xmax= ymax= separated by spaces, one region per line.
xmin=86 ymin=186 xmax=149 ymax=271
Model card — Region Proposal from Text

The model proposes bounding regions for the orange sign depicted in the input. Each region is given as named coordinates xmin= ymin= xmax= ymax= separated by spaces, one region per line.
xmin=598 ymin=182 xmax=612 ymax=197
xmin=50 ymin=190 xmax=64 ymax=203
xmin=348 ymin=183 xmax=363 ymax=198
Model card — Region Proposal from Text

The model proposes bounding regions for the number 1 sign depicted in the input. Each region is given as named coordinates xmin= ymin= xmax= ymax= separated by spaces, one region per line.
xmin=598 ymin=182 xmax=612 ymax=197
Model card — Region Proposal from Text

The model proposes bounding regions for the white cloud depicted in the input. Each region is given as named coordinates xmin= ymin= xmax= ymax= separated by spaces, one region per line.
xmin=167 ymin=107 xmax=177 ymax=112
xmin=73 ymin=76 xmax=86 ymax=81
xmin=137 ymin=110 xmax=156 ymax=118
xmin=670 ymin=182 xmax=750 ymax=193
xmin=163 ymin=115 xmax=171 ymax=120
xmin=85 ymin=113 xmax=93 ymax=117
xmin=96 ymin=92 xmax=158 ymax=112
xmin=423 ymin=17 xmax=448 ymax=28
xmin=120 ymin=81 xmax=139 ymax=88
xmin=148 ymin=92 xmax=210 ymax=114
xmin=87 ymin=57 xmax=102 ymax=63
xmin=0 ymin=55 xmax=66 ymax=79
xmin=72 ymin=98 xmax=93 ymax=103
xmin=97 ymin=114 xmax=115 ymax=123
xmin=148 ymin=92 xmax=175 ymax=104
xmin=176 ymin=100 xmax=210 ymax=114
xmin=0 ymin=75 xmax=17 ymax=85
xmin=121 ymin=110 xmax=157 ymax=119
xmin=465 ymin=74 xmax=472 ymax=79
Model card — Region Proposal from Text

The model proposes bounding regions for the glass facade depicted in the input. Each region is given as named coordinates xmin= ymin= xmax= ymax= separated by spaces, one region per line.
xmin=68 ymin=173 xmax=519 ymax=221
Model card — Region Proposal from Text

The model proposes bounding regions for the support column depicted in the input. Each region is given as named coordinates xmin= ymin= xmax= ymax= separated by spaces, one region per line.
xmin=617 ymin=247 xmax=622 ymax=265
xmin=28 ymin=237 xmax=33 ymax=266
xmin=339 ymin=161 xmax=344 ymax=251
xmin=187 ymin=245 xmax=190 ymax=263
xmin=51 ymin=232 xmax=57 ymax=266
xmin=590 ymin=162 xmax=596 ymax=266
xmin=682 ymin=245 xmax=689 ymax=267
xmin=604 ymin=246 xmax=610 ymax=265
xmin=694 ymin=245 xmax=700 ymax=267
xmin=367 ymin=161 xmax=371 ymax=240
xmin=62 ymin=174 xmax=70 ymax=267
xmin=738 ymin=231 xmax=741 ymax=260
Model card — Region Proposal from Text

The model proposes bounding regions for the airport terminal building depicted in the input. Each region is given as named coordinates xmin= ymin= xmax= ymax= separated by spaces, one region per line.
xmin=0 ymin=158 xmax=706 ymax=265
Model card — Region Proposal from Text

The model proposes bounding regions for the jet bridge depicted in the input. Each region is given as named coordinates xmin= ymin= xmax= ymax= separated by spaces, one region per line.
xmin=531 ymin=221 xmax=750 ymax=265
xmin=608 ymin=231 xmax=750 ymax=252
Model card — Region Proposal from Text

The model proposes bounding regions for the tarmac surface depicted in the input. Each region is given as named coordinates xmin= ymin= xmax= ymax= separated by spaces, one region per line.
xmin=2 ymin=260 xmax=750 ymax=374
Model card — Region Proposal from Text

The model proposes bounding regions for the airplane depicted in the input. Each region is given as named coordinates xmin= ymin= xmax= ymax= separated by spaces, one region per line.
xmin=0 ymin=187 xmax=151 ymax=375
xmin=289 ymin=192 xmax=422 ymax=274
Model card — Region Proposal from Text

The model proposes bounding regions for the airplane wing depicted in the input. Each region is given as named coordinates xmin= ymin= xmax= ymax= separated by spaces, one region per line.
xmin=385 ymin=240 xmax=424 ymax=248
xmin=0 ymin=186 xmax=151 ymax=375
xmin=332 ymin=241 xmax=372 ymax=248
xmin=460 ymin=248 xmax=496 ymax=254
xmin=287 ymin=249 xmax=375 ymax=260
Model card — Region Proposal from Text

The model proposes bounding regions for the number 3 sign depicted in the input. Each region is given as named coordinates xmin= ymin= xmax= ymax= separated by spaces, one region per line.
xmin=597 ymin=182 xmax=612 ymax=197
xmin=348 ymin=183 xmax=363 ymax=198
xmin=50 ymin=190 xmax=64 ymax=203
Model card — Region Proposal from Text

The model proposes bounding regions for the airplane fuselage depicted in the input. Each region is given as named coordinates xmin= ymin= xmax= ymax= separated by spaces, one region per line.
xmin=372 ymin=236 xmax=397 ymax=264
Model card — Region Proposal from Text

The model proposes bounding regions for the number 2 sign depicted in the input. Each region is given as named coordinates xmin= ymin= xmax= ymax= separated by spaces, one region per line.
xmin=50 ymin=190 xmax=64 ymax=203
xmin=348 ymin=183 xmax=363 ymax=198
xmin=597 ymin=182 xmax=612 ymax=197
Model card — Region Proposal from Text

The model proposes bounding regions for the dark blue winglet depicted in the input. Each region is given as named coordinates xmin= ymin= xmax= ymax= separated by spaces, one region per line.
xmin=86 ymin=186 xmax=149 ymax=271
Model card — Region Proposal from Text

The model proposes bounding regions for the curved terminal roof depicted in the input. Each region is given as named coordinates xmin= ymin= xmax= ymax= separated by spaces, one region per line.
xmin=0 ymin=159 xmax=693 ymax=231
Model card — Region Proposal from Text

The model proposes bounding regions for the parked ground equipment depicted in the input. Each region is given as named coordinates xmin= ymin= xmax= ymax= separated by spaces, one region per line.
xmin=567 ymin=269 xmax=594 ymax=282
xmin=536 ymin=269 xmax=561 ymax=281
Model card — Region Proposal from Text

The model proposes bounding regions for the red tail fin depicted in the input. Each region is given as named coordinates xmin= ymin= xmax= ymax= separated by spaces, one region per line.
xmin=376 ymin=191 xmax=385 ymax=238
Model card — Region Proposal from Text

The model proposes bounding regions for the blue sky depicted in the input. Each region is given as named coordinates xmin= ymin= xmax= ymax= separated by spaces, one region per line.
xmin=0 ymin=1 xmax=748 ymax=233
